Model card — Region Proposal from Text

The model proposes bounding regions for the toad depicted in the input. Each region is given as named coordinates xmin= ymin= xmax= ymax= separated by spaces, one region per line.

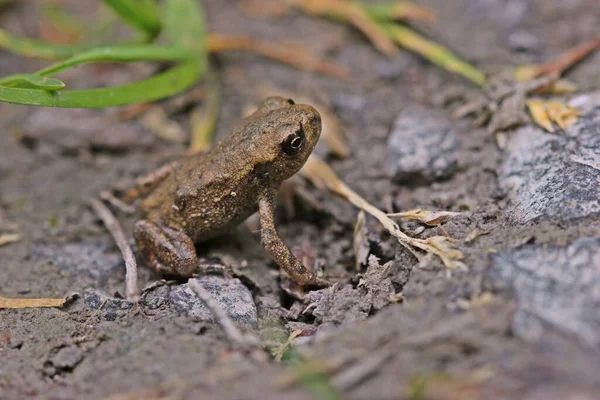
xmin=130 ymin=96 xmax=330 ymax=287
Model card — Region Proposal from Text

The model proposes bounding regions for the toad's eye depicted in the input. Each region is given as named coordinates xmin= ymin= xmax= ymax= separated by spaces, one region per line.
xmin=281 ymin=127 xmax=304 ymax=156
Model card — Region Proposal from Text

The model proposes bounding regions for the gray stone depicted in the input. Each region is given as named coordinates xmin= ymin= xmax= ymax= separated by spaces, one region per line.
xmin=386 ymin=106 xmax=460 ymax=183
xmin=83 ymin=290 xmax=135 ymax=321
xmin=490 ymin=237 xmax=600 ymax=346
xmin=169 ymin=275 xmax=257 ymax=329
xmin=48 ymin=346 xmax=84 ymax=371
xmin=508 ymin=30 xmax=540 ymax=53
xmin=500 ymin=93 xmax=600 ymax=225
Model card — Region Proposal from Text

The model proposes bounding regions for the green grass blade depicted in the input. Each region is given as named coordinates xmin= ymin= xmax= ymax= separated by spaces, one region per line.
xmin=33 ymin=45 xmax=191 ymax=77
xmin=0 ymin=74 xmax=65 ymax=90
xmin=103 ymin=0 xmax=161 ymax=39
xmin=0 ymin=61 xmax=200 ymax=107
xmin=162 ymin=0 xmax=207 ymax=56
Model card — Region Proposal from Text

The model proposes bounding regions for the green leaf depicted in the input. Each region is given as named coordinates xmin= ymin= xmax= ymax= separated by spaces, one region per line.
xmin=34 ymin=45 xmax=191 ymax=77
xmin=103 ymin=0 xmax=161 ymax=40
xmin=162 ymin=0 xmax=207 ymax=57
xmin=0 ymin=74 xmax=65 ymax=90
xmin=0 ymin=61 xmax=201 ymax=107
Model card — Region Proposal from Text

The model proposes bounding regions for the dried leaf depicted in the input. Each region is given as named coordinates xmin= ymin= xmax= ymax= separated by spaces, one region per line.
xmin=526 ymin=99 xmax=580 ymax=132
xmin=545 ymin=101 xmax=581 ymax=130
xmin=300 ymin=156 xmax=466 ymax=271
xmin=0 ymin=233 xmax=20 ymax=247
xmin=388 ymin=209 xmax=461 ymax=226
xmin=526 ymin=100 xmax=554 ymax=132
xmin=0 ymin=296 xmax=65 ymax=309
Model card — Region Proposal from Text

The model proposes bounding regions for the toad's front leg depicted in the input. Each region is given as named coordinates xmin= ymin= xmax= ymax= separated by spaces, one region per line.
xmin=133 ymin=219 xmax=197 ymax=277
xmin=258 ymin=190 xmax=331 ymax=287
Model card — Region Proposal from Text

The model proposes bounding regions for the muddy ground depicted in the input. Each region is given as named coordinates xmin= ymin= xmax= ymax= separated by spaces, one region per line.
xmin=1 ymin=1 xmax=600 ymax=399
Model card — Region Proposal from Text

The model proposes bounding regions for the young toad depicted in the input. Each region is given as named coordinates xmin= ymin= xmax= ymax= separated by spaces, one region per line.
xmin=131 ymin=97 xmax=330 ymax=287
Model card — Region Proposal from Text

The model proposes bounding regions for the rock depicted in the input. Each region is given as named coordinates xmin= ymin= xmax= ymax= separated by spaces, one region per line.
xmin=83 ymin=290 xmax=135 ymax=321
xmin=48 ymin=346 xmax=84 ymax=372
xmin=490 ymin=237 xmax=600 ymax=346
xmin=168 ymin=275 xmax=257 ymax=329
xmin=500 ymin=93 xmax=600 ymax=225
xmin=508 ymin=30 xmax=540 ymax=53
xmin=386 ymin=106 xmax=460 ymax=183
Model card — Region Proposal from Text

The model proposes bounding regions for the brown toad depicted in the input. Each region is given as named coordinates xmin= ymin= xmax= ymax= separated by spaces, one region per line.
xmin=131 ymin=96 xmax=330 ymax=287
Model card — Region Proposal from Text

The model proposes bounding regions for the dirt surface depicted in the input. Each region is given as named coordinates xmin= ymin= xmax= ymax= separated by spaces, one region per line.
xmin=1 ymin=1 xmax=600 ymax=399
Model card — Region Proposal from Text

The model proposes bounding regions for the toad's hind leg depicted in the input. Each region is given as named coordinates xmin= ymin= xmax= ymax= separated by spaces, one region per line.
xmin=133 ymin=219 xmax=197 ymax=277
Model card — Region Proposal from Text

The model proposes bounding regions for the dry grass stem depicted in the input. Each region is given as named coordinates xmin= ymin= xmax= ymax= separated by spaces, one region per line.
xmin=515 ymin=34 xmax=600 ymax=82
xmin=0 ymin=296 xmax=65 ymax=309
xmin=388 ymin=209 xmax=461 ymax=226
xmin=91 ymin=199 xmax=140 ymax=301
xmin=288 ymin=0 xmax=398 ymax=57
xmin=0 ymin=232 xmax=20 ymax=247
xmin=300 ymin=156 xmax=466 ymax=271
xmin=208 ymin=34 xmax=351 ymax=80
xmin=189 ymin=73 xmax=220 ymax=154
xmin=100 ymin=190 xmax=136 ymax=214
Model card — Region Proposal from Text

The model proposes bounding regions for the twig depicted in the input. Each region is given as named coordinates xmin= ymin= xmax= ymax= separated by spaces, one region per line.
xmin=91 ymin=199 xmax=140 ymax=301
xmin=531 ymin=34 xmax=600 ymax=80
xmin=187 ymin=279 xmax=262 ymax=351
xmin=100 ymin=190 xmax=136 ymax=214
